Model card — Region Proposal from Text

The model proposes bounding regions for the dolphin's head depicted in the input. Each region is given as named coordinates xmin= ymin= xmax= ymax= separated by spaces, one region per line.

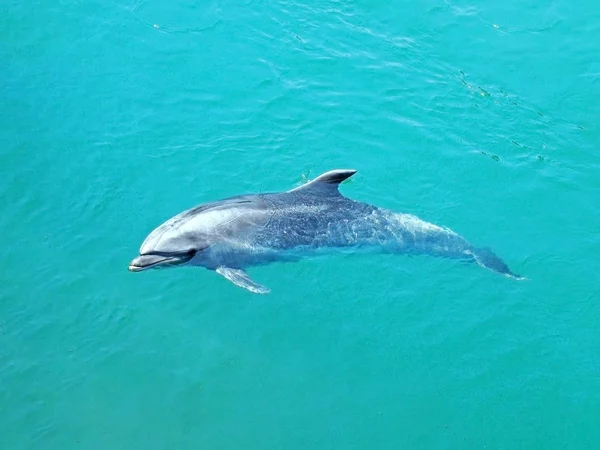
xmin=128 ymin=212 xmax=210 ymax=272
xmin=129 ymin=195 xmax=269 ymax=273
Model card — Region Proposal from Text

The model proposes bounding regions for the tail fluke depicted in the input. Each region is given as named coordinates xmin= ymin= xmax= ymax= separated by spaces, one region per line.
xmin=467 ymin=247 xmax=524 ymax=280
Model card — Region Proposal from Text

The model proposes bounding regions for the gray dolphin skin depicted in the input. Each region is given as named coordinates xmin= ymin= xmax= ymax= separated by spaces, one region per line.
xmin=129 ymin=169 xmax=522 ymax=294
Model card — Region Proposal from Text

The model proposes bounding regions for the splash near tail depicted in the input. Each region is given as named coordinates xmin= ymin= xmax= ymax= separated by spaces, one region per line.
xmin=467 ymin=247 xmax=524 ymax=280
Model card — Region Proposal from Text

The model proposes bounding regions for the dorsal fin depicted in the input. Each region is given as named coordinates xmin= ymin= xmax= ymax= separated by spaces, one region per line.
xmin=288 ymin=169 xmax=357 ymax=194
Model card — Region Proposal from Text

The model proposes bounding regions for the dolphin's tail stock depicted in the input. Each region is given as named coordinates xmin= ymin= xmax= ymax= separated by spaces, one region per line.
xmin=466 ymin=247 xmax=524 ymax=280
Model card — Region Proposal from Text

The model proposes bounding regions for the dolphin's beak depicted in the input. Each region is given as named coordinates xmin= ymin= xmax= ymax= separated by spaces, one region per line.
xmin=128 ymin=254 xmax=177 ymax=272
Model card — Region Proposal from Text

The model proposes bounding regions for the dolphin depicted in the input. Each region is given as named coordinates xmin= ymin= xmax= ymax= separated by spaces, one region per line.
xmin=129 ymin=169 xmax=522 ymax=293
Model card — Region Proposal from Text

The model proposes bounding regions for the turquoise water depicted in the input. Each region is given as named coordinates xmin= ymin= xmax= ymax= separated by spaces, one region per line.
xmin=2 ymin=0 xmax=600 ymax=447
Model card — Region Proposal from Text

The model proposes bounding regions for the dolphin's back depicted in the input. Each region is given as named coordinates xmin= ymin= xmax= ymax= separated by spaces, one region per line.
xmin=254 ymin=190 xmax=470 ymax=256
xmin=254 ymin=191 xmax=377 ymax=250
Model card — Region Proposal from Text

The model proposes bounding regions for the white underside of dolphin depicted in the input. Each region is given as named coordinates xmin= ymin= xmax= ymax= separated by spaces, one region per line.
xmin=129 ymin=169 xmax=523 ymax=294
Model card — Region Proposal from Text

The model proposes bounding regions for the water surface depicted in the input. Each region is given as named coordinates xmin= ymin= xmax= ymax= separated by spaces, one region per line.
xmin=2 ymin=0 xmax=599 ymax=448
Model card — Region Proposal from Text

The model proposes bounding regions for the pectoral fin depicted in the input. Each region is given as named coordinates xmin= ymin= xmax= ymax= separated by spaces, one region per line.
xmin=215 ymin=266 xmax=271 ymax=294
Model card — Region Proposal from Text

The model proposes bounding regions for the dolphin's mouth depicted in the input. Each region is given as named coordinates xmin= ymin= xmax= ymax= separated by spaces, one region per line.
xmin=128 ymin=254 xmax=182 ymax=272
